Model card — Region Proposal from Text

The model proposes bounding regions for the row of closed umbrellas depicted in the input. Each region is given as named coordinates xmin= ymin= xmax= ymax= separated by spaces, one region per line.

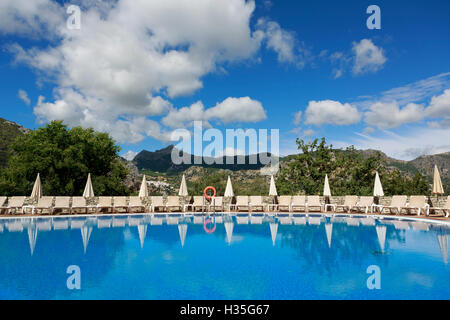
xmin=29 ymin=164 xmax=445 ymax=199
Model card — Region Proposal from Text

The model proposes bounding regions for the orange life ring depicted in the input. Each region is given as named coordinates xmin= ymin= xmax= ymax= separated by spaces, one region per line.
xmin=203 ymin=186 xmax=216 ymax=201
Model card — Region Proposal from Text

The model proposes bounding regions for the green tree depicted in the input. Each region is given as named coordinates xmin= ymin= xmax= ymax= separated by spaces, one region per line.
xmin=0 ymin=121 xmax=131 ymax=196
xmin=276 ymin=138 xmax=337 ymax=195
xmin=276 ymin=138 xmax=415 ymax=196
xmin=382 ymin=170 xmax=429 ymax=196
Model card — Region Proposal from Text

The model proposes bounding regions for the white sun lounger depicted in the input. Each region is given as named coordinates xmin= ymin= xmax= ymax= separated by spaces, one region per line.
xmin=97 ymin=196 xmax=113 ymax=214
xmin=129 ymin=196 xmax=146 ymax=213
xmin=32 ymin=196 xmax=54 ymax=215
xmin=0 ymin=196 xmax=8 ymax=214
xmin=401 ymin=195 xmax=429 ymax=216
xmin=187 ymin=196 xmax=207 ymax=212
xmin=113 ymin=196 xmax=128 ymax=213
xmin=234 ymin=196 xmax=249 ymax=213
xmin=167 ymin=196 xmax=182 ymax=213
xmin=380 ymin=195 xmax=407 ymax=215
xmin=250 ymin=196 xmax=265 ymax=213
xmin=291 ymin=195 xmax=306 ymax=213
xmin=352 ymin=196 xmax=374 ymax=214
xmin=209 ymin=196 xmax=224 ymax=212
xmin=276 ymin=196 xmax=292 ymax=212
xmin=151 ymin=196 xmax=166 ymax=213
xmin=71 ymin=197 xmax=92 ymax=214
xmin=334 ymin=195 xmax=358 ymax=213
xmin=53 ymin=197 xmax=71 ymax=215
xmin=6 ymin=196 xmax=26 ymax=215
xmin=307 ymin=195 xmax=322 ymax=212
xmin=429 ymin=196 xmax=449 ymax=217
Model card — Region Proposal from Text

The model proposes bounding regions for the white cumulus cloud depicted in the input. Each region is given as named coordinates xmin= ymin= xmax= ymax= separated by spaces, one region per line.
xmin=2 ymin=0 xmax=273 ymax=143
xmin=364 ymin=101 xmax=425 ymax=130
xmin=304 ymin=100 xmax=361 ymax=126
xmin=162 ymin=97 xmax=266 ymax=129
xmin=352 ymin=39 xmax=386 ymax=75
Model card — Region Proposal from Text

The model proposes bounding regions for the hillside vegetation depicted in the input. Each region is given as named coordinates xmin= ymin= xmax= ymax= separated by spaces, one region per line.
xmin=0 ymin=117 xmax=30 ymax=167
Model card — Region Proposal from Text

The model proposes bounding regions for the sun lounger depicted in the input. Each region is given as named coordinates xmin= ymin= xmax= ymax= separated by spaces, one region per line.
xmin=249 ymin=196 xmax=265 ymax=213
xmin=307 ymin=195 xmax=322 ymax=212
xmin=6 ymin=196 xmax=26 ymax=214
xmin=277 ymin=196 xmax=292 ymax=212
xmin=97 ymin=196 xmax=113 ymax=214
xmin=0 ymin=196 xmax=8 ymax=214
xmin=291 ymin=196 xmax=306 ymax=212
xmin=113 ymin=196 xmax=128 ymax=213
xmin=429 ymin=195 xmax=449 ymax=217
xmin=401 ymin=195 xmax=429 ymax=216
xmin=151 ymin=196 xmax=166 ymax=213
xmin=209 ymin=196 xmax=224 ymax=212
xmin=167 ymin=196 xmax=182 ymax=213
xmin=129 ymin=196 xmax=146 ymax=213
xmin=71 ymin=197 xmax=90 ymax=214
xmin=352 ymin=196 xmax=374 ymax=214
xmin=380 ymin=195 xmax=407 ymax=215
xmin=334 ymin=195 xmax=358 ymax=213
xmin=187 ymin=196 xmax=206 ymax=212
xmin=32 ymin=196 xmax=54 ymax=215
xmin=53 ymin=197 xmax=71 ymax=215
xmin=234 ymin=196 xmax=249 ymax=212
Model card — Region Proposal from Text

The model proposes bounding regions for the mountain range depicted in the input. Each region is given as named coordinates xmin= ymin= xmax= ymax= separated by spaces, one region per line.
xmin=0 ymin=118 xmax=448 ymax=191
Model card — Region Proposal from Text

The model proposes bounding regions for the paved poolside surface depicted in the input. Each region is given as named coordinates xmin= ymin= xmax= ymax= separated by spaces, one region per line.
xmin=1 ymin=211 xmax=449 ymax=222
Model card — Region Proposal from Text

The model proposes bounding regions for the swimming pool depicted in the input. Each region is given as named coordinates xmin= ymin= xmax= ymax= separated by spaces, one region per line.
xmin=0 ymin=214 xmax=448 ymax=299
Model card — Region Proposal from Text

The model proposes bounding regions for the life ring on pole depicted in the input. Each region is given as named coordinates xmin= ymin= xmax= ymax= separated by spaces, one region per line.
xmin=203 ymin=186 xmax=216 ymax=201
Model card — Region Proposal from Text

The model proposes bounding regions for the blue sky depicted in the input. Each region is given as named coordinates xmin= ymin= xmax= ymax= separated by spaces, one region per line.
xmin=1 ymin=0 xmax=449 ymax=161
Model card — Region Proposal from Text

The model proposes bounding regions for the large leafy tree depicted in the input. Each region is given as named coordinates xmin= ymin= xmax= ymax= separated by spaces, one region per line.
xmin=0 ymin=121 xmax=130 ymax=196
xmin=276 ymin=138 xmax=336 ymax=195
xmin=276 ymin=138 xmax=430 ymax=196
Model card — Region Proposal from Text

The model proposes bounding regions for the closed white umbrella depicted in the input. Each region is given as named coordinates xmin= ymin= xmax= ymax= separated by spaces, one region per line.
xmin=373 ymin=171 xmax=384 ymax=197
xmin=325 ymin=223 xmax=333 ymax=248
xmin=30 ymin=173 xmax=42 ymax=200
xmin=83 ymin=173 xmax=95 ymax=197
xmin=323 ymin=174 xmax=331 ymax=197
xmin=432 ymin=165 xmax=444 ymax=195
xmin=437 ymin=233 xmax=448 ymax=264
xmin=178 ymin=224 xmax=187 ymax=247
xmin=224 ymin=221 xmax=234 ymax=244
xmin=376 ymin=225 xmax=386 ymax=252
xmin=137 ymin=225 xmax=147 ymax=249
xmin=178 ymin=174 xmax=188 ymax=196
xmin=81 ymin=225 xmax=92 ymax=253
xmin=139 ymin=174 xmax=148 ymax=198
xmin=270 ymin=222 xmax=278 ymax=246
xmin=269 ymin=175 xmax=278 ymax=196
xmin=224 ymin=176 xmax=234 ymax=197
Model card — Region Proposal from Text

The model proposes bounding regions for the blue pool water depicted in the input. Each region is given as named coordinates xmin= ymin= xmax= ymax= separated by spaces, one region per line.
xmin=0 ymin=214 xmax=448 ymax=300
